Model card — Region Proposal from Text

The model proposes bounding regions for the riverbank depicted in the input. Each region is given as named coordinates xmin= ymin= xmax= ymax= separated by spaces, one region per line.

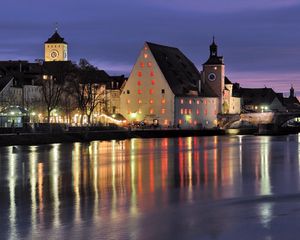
xmin=0 ymin=128 xmax=225 ymax=146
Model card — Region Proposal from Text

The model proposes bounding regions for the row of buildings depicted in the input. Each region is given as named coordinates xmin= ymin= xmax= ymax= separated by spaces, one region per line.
xmin=0 ymin=30 xmax=299 ymax=128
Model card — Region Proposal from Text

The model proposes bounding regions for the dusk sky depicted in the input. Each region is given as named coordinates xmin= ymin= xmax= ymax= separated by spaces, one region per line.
xmin=0 ymin=0 xmax=300 ymax=94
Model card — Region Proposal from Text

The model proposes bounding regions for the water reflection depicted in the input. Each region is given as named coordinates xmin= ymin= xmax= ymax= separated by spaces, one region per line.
xmin=0 ymin=135 xmax=300 ymax=239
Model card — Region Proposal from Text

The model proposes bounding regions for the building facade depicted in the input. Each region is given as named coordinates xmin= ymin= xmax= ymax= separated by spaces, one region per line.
xmin=120 ymin=40 xmax=241 ymax=128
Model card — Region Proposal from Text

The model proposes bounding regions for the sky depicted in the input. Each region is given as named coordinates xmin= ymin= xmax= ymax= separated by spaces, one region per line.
xmin=0 ymin=0 xmax=300 ymax=95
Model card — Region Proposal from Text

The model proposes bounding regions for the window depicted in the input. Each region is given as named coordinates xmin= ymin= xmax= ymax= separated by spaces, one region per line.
xmin=138 ymin=89 xmax=142 ymax=94
xmin=180 ymin=109 xmax=184 ymax=115
xmin=161 ymin=89 xmax=165 ymax=94
xmin=147 ymin=62 xmax=152 ymax=67
xmin=127 ymin=99 xmax=130 ymax=104
xmin=151 ymin=80 xmax=155 ymax=85
xmin=180 ymin=99 xmax=184 ymax=104
xmin=196 ymin=100 xmax=200 ymax=105
xmin=188 ymin=109 xmax=192 ymax=114
xmin=150 ymin=71 xmax=154 ymax=77
xmin=179 ymin=119 xmax=182 ymax=124
xmin=161 ymin=99 xmax=166 ymax=104
xmin=127 ymin=90 xmax=130 ymax=94
xmin=137 ymin=81 xmax=141 ymax=86
xmin=189 ymin=99 xmax=192 ymax=105
xmin=138 ymin=109 xmax=142 ymax=114
xmin=149 ymin=89 xmax=153 ymax=94
xmin=184 ymin=109 xmax=187 ymax=114
xmin=196 ymin=109 xmax=200 ymax=115
xmin=138 ymin=99 xmax=142 ymax=104
xmin=138 ymin=71 xmax=142 ymax=77
xmin=149 ymin=99 xmax=154 ymax=104
xmin=194 ymin=120 xmax=197 ymax=125
xmin=164 ymin=119 xmax=168 ymax=125
xmin=161 ymin=109 xmax=166 ymax=114
xmin=144 ymin=53 xmax=148 ymax=58
xmin=204 ymin=109 xmax=207 ymax=116
xmin=140 ymin=62 xmax=145 ymax=68
xmin=204 ymin=100 xmax=207 ymax=105
xmin=150 ymin=109 xmax=154 ymax=114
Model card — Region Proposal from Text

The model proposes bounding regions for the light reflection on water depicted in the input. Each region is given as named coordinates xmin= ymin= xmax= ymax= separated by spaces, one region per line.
xmin=1 ymin=135 xmax=300 ymax=239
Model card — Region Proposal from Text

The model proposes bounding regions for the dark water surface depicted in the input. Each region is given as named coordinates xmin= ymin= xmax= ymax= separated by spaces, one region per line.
xmin=1 ymin=135 xmax=300 ymax=240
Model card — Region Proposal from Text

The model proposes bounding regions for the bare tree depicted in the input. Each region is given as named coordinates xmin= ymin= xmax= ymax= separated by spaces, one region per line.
xmin=41 ymin=76 xmax=64 ymax=123
xmin=72 ymin=59 xmax=108 ymax=125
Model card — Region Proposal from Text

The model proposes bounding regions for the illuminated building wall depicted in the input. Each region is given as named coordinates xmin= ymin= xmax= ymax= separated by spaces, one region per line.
xmin=120 ymin=43 xmax=175 ymax=125
xmin=175 ymin=97 xmax=219 ymax=128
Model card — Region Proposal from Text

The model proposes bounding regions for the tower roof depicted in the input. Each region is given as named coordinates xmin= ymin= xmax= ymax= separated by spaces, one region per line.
xmin=204 ymin=37 xmax=224 ymax=65
xmin=45 ymin=30 xmax=67 ymax=44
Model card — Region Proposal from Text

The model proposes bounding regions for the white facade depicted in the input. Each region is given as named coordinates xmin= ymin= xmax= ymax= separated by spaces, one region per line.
xmin=120 ymin=43 xmax=175 ymax=126
xmin=175 ymin=97 xmax=219 ymax=128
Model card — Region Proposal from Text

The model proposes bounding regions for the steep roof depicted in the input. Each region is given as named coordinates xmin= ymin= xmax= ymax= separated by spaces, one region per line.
xmin=282 ymin=96 xmax=300 ymax=111
xmin=45 ymin=31 xmax=67 ymax=44
xmin=236 ymin=87 xmax=281 ymax=105
xmin=0 ymin=76 xmax=13 ymax=93
xmin=146 ymin=42 xmax=216 ymax=97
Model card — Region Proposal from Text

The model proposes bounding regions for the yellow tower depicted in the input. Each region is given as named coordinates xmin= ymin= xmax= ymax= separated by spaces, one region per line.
xmin=44 ymin=29 xmax=68 ymax=62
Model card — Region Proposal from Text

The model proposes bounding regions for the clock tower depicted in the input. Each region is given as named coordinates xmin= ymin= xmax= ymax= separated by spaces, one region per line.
xmin=44 ymin=29 xmax=68 ymax=62
xmin=202 ymin=37 xmax=225 ymax=112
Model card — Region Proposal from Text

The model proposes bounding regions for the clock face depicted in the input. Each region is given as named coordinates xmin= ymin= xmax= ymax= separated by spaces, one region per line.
xmin=50 ymin=50 xmax=59 ymax=59
xmin=208 ymin=73 xmax=216 ymax=81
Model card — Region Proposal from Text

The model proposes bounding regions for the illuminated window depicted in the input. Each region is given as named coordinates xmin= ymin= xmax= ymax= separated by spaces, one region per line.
xmin=138 ymin=89 xmax=142 ymax=94
xmin=147 ymin=62 xmax=152 ymax=67
xmin=138 ymin=109 xmax=142 ymax=114
xmin=184 ymin=109 xmax=187 ymax=114
xmin=127 ymin=110 xmax=131 ymax=114
xmin=196 ymin=109 xmax=200 ymax=115
xmin=150 ymin=109 xmax=154 ymax=114
xmin=151 ymin=80 xmax=155 ymax=85
xmin=204 ymin=109 xmax=207 ymax=116
xmin=144 ymin=53 xmax=148 ymax=58
xmin=188 ymin=109 xmax=192 ymax=114
xmin=189 ymin=99 xmax=192 ymax=104
xmin=149 ymin=89 xmax=154 ymax=94
xmin=140 ymin=62 xmax=145 ymax=68
xmin=196 ymin=100 xmax=200 ymax=105
xmin=204 ymin=100 xmax=207 ymax=105
xmin=150 ymin=71 xmax=154 ymax=77
xmin=127 ymin=99 xmax=130 ymax=104
xmin=180 ymin=99 xmax=184 ymax=104
xmin=180 ymin=109 xmax=184 ymax=115
xmin=138 ymin=71 xmax=142 ymax=77
xmin=179 ymin=119 xmax=182 ymax=124
xmin=138 ymin=99 xmax=142 ymax=104
xmin=161 ymin=89 xmax=165 ymax=94
xmin=161 ymin=109 xmax=166 ymax=114
xmin=137 ymin=81 xmax=141 ymax=86
xmin=194 ymin=120 xmax=197 ymax=125
xmin=144 ymin=46 xmax=148 ymax=50
xmin=161 ymin=98 xmax=166 ymax=104
xmin=164 ymin=119 xmax=168 ymax=125
xmin=206 ymin=120 xmax=209 ymax=125
xmin=149 ymin=99 xmax=154 ymax=104
xmin=189 ymin=119 xmax=192 ymax=124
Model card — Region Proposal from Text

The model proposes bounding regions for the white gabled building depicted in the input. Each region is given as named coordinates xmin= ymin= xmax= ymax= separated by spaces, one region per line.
xmin=120 ymin=41 xmax=226 ymax=128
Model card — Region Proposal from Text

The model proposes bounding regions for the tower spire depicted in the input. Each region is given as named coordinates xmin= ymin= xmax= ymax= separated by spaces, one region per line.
xmin=210 ymin=36 xmax=218 ymax=57
xmin=55 ymin=22 xmax=58 ymax=32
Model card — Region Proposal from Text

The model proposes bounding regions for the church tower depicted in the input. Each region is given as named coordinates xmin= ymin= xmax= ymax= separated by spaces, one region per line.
xmin=202 ymin=37 xmax=225 ymax=113
xmin=44 ymin=29 xmax=68 ymax=62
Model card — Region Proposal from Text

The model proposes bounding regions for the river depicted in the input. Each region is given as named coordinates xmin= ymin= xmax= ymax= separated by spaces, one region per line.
xmin=1 ymin=135 xmax=300 ymax=239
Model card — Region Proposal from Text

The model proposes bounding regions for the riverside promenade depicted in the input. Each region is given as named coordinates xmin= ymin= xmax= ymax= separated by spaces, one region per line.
xmin=0 ymin=127 xmax=225 ymax=146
